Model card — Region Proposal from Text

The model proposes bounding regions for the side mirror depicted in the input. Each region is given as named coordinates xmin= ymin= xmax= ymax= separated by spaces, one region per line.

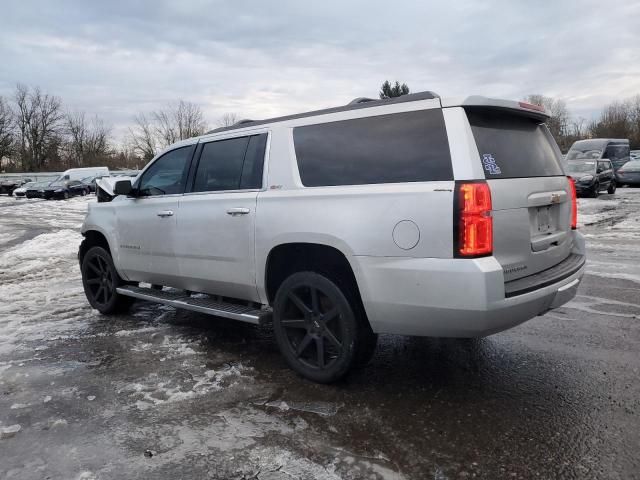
xmin=114 ymin=179 xmax=133 ymax=196
xmin=596 ymin=167 xmax=603 ymax=174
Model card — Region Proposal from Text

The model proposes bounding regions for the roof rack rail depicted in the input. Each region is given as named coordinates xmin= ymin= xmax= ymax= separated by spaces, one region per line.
xmin=348 ymin=97 xmax=375 ymax=105
xmin=203 ymin=90 xmax=442 ymax=135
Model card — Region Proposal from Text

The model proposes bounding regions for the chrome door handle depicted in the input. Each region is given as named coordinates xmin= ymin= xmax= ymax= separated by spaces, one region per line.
xmin=226 ymin=207 xmax=250 ymax=216
xmin=157 ymin=210 xmax=174 ymax=217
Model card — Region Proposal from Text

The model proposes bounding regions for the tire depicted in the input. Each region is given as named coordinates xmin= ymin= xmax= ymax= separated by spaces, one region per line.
xmin=607 ymin=181 xmax=616 ymax=194
xmin=591 ymin=183 xmax=600 ymax=198
xmin=63 ymin=191 xmax=69 ymax=200
xmin=273 ymin=271 xmax=369 ymax=383
xmin=81 ymin=245 xmax=133 ymax=314
xmin=80 ymin=189 xmax=86 ymax=196
xmin=8 ymin=190 xmax=13 ymax=197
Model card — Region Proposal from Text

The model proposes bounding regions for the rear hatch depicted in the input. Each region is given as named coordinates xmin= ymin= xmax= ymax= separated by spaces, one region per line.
xmin=465 ymin=108 xmax=574 ymax=282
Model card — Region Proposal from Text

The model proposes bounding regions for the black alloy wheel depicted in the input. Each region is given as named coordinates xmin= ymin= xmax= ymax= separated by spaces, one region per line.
xmin=273 ymin=271 xmax=359 ymax=383
xmin=607 ymin=180 xmax=616 ymax=194
xmin=81 ymin=245 xmax=132 ymax=314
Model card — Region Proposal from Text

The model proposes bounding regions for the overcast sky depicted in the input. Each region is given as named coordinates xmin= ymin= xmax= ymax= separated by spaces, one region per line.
xmin=2 ymin=0 xmax=640 ymax=140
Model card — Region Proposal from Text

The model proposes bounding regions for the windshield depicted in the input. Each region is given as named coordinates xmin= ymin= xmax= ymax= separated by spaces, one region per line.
xmin=566 ymin=148 xmax=602 ymax=160
xmin=566 ymin=161 xmax=596 ymax=174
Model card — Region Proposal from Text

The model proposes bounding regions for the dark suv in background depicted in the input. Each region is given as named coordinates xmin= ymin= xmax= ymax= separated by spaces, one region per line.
xmin=566 ymin=159 xmax=616 ymax=197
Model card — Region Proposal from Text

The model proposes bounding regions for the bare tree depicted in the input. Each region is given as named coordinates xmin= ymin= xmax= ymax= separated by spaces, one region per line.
xmin=589 ymin=101 xmax=633 ymax=140
xmin=13 ymin=84 xmax=64 ymax=171
xmin=130 ymin=100 xmax=207 ymax=160
xmin=129 ymin=113 xmax=158 ymax=162
xmin=64 ymin=111 xmax=111 ymax=167
xmin=0 ymin=96 xmax=15 ymax=164
xmin=525 ymin=94 xmax=571 ymax=150
xmin=217 ymin=112 xmax=239 ymax=128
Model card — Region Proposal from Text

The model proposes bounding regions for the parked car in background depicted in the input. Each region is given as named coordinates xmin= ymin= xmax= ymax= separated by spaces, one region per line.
xmin=616 ymin=159 xmax=640 ymax=186
xmin=79 ymin=92 xmax=585 ymax=383
xmin=43 ymin=180 xmax=90 ymax=199
xmin=566 ymin=139 xmax=630 ymax=181
xmin=80 ymin=176 xmax=99 ymax=193
xmin=25 ymin=181 xmax=51 ymax=198
xmin=566 ymin=159 xmax=616 ymax=197
xmin=0 ymin=177 xmax=33 ymax=195
xmin=13 ymin=181 xmax=38 ymax=197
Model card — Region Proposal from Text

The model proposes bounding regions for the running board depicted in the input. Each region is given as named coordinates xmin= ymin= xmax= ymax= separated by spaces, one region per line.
xmin=116 ymin=285 xmax=271 ymax=325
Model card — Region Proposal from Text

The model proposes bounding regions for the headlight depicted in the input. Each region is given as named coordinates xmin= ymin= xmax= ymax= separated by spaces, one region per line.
xmin=579 ymin=175 xmax=594 ymax=182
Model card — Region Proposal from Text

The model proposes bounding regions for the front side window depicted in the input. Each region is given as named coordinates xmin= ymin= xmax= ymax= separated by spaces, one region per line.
xmin=138 ymin=146 xmax=192 ymax=196
xmin=604 ymin=144 xmax=630 ymax=169
xmin=293 ymin=110 xmax=453 ymax=187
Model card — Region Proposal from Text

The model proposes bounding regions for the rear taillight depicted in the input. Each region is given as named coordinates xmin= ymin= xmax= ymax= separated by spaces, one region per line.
xmin=454 ymin=182 xmax=493 ymax=257
xmin=567 ymin=176 xmax=577 ymax=229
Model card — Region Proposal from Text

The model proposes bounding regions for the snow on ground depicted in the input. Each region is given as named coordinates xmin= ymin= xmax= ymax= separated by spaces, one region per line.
xmin=577 ymin=189 xmax=640 ymax=284
xmin=1 ymin=189 xmax=640 ymax=479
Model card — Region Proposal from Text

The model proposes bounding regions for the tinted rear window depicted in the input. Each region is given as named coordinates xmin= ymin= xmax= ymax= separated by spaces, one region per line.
xmin=293 ymin=109 xmax=452 ymax=187
xmin=467 ymin=109 xmax=564 ymax=179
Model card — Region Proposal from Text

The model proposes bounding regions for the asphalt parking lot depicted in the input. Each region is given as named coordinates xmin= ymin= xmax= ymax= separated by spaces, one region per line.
xmin=1 ymin=191 xmax=639 ymax=480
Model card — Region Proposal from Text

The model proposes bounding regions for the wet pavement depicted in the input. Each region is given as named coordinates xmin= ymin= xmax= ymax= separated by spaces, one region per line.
xmin=1 ymin=191 xmax=639 ymax=479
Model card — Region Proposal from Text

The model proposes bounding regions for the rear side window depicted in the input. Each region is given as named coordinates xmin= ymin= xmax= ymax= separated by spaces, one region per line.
xmin=467 ymin=109 xmax=564 ymax=179
xmin=293 ymin=109 xmax=452 ymax=187
xmin=192 ymin=133 xmax=267 ymax=192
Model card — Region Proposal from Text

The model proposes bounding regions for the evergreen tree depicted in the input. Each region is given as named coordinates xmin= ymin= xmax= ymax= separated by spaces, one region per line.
xmin=379 ymin=80 xmax=410 ymax=99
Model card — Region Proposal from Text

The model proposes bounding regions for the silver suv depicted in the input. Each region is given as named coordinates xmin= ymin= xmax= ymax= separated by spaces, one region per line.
xmin=79 ymin=92 xmax=586 ymax=382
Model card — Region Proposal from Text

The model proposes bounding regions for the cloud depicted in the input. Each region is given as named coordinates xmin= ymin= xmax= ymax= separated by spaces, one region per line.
xmin=1 ymin=0 xmax=639 ymax=141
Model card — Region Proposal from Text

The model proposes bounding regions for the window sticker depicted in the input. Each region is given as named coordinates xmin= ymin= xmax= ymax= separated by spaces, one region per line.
xmin=482 ymin=154 xmax=502 ymax=175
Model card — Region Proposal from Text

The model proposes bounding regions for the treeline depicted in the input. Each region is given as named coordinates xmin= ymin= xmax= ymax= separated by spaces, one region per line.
xmin=2 ymin=83 xmax=640 ymax=173
xmin=525 ymin=94 xmax=640 ymax=152
xmin=0 ymin=84 xmax=237 ymax=173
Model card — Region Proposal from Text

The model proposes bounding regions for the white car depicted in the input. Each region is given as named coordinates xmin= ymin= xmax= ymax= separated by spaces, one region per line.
xmin=12 ymin=181 xmax=37 ymax=197
xmin=79 ymin=92 xmax=585 ymax=382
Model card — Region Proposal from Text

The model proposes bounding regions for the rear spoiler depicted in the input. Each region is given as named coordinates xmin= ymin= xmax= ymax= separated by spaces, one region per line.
xmin=440 ymin=95 xmax=551 ymax=121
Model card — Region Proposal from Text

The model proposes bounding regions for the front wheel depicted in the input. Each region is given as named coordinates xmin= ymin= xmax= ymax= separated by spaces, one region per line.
xmin=81 ymin=245 xmax=133 ymax=314
xmin=591 ymin=182 xmax=600 ymax=198
xmin=607 ymin=180 xmax=617 ymax=194
xmin=273 ymin=271 xmax=365 ymax=383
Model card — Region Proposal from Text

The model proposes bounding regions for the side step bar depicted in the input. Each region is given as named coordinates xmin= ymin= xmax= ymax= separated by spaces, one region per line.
xmin=116 ymin=285 xmax=272 ymax=325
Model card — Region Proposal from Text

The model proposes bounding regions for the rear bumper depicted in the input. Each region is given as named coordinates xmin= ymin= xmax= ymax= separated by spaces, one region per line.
xmin=355 ymin=231 xmax=586 ymax=337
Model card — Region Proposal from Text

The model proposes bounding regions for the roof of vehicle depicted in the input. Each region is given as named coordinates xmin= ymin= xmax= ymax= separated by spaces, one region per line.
xmin=570 ymin=138 xmax=629 ymax=149
xmin=203 ymin=92 xmax=550 ymax=136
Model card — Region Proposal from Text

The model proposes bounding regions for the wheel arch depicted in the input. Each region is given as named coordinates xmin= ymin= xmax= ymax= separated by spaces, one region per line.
xmin=264 ymin=242 xmax=366 ymax=312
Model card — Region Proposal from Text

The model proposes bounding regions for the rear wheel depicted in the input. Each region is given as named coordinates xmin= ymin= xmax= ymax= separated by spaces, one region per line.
xmin=273 ymin=271 xmax=370 ymax=383
xmin=607 ymin=180 xmax=617 ymax=194
xmin=81 ymin=246 xmax=133 ymax=314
